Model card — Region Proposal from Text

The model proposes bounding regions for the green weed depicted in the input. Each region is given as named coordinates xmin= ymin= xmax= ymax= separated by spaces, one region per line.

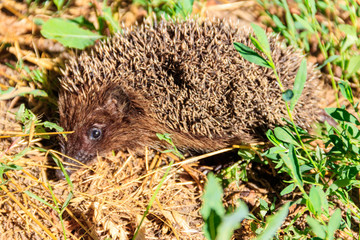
xmin=258 ymin=0 xmax=360 ymax=102
xmin=221 ymin=11 xmax=360 ymax=238
xmin=38 ymin=0 xmax=195 ymax=50
xmin=201 ymin=173 xmax=291 ymax=240
xmin=134 ymin=0 xmax=194 ymax=19
xmin=25 ymin=154 xmax=74 ymax=240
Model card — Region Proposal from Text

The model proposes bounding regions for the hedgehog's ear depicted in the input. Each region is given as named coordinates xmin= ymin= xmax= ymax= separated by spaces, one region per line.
xmin=103 ymin=86 xmax=131 ymax=114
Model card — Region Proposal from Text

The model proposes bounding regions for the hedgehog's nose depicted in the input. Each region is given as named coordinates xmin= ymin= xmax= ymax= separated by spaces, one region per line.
xmin=55 ymin=168 xmax=66 ymax=179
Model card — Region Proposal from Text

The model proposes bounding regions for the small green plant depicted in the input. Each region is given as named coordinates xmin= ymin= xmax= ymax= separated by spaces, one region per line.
xmin=201 ymin=173 xmax=249 ymax=240
xmin=39 ymin=1 xmax=122 ymax=49
xmin=26 ymin=0 xmax=71 ymax=12
xmin=249 ymin=198 xmax=277 ymax=234
xmin=258 ymin=0 xmax=360 ymax=102
xmin=0 ymin=103 xmax=73 ymax=238
xmin=0 ymin=60 xmax=49 ymax=101
xmin=201 ymin=173 xmax=291 ymax=240
xmin=25 ymin=154 xmax=74 ymax=240
xmin=156 ymin=133 xmax=184 ymax=159
xmin=217 ymin=148 xmax=259 ymax=187
xmin=15 ymin=104 xmax=63 ymax=138
xmin=0 ymin=104 xmax=64 ymax=179
xmin=134 ymin=0 xmax=194 ymax=19
xmin=0 ymin=163 xmax=23 ymax=184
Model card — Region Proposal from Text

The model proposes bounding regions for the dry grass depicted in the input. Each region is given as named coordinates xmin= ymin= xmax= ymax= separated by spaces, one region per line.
xmin=0 ymin=109 xmax=263 ymax=239
xmin=0 ymin=117 xmax=205 ymax=239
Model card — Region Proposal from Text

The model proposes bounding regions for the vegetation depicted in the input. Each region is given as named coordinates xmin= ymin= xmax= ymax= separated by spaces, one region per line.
xmin=216 ymin=0 xmax=360 ymax=239
xmin=0 ymin=0 xmax=359 ymax=239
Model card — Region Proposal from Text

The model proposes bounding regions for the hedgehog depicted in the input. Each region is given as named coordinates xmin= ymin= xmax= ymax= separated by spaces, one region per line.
xmin=57 ymin=18 xmax=320 ymax=177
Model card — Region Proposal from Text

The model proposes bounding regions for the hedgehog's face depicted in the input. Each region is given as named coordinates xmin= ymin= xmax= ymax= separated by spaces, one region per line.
xmin=56 ymin=85 xmax=132 ymax=178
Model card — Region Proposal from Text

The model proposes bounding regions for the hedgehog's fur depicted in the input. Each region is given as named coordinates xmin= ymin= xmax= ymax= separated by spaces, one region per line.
xmin=58 ymin=18 xmax=320 ymax=175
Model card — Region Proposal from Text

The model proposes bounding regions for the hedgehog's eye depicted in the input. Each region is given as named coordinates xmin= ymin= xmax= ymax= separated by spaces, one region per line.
xmin=89 ymin=127 xmax=102 ymax=140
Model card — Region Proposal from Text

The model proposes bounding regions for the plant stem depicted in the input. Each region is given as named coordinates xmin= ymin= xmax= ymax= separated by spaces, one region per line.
xmin=269 ymin=59 xmax=322 ymax=178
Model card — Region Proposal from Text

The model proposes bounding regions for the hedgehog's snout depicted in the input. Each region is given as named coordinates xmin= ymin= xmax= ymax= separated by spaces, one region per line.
xmin=55 ymin=129 xmax=100 ymax=179
xmin=56 ymin=149 xmax=96 ymax=179
xmin=55 ymin=164 xmax=71 ymax=180
xmin=56 ymin=152 xmax=81 ymax=179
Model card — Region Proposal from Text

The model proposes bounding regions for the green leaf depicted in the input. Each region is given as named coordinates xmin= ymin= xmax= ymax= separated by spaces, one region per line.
xmin=333 ymin=179 xmax=352 ymax=188
xmin=281 ymin=0 xmax=296 ymax=37
xmin=33 ymin=18 xmax=44 ymax=26
xmin=316 ymin=55 xmax=339 ymax=70
xmin=282 ymin=89 xmax=294 ymax=102
xmin=305 ymin=0 xmax=317 ymax=17
xmin=263 ymin=146 xmax=286 ymax=159
xmin=41 ymin=18 xmax=102 ymax=49
xmin=272 ymin=15 xmax=286 ymax=29
xmin=233 ymin=42 xmax=271 ymax=68
xmin=327 ymin=208 xmax=342 ymax=240
xmin=250 ymin=23 xmax=271 ymax=55
xmin=338 ymin=81 xmax=354 ymax=104
xmin=282 ymin=118 xmax=308 ymax=135
xmin=53 ymin=0 xmax=65 ymax=10
xmin=286 ymin=144 xmax=303 ymax=187
xmin=0 ymin=163 xmax=23 ymax=182
xmin=43 ymin=121 xmax=64 ymax=132
xmin=328 ymin=135 xmax=345 ymax=153
xmin=307 ymin=217 xmax=326 ymax=238
xmin=174 ymin=0 xmax=194 ymax=18
xmin=70 ymin=16 xmax=96 ymax=30
xmin=201 ymin=173 xmax=225 ymax=240
xmin=250 ymin=36 xmax=264 ymax=55
xmin=266 ymin=129 xmax=282 ymax=146
xmin=103 ymin=3 xmax=121 ymax=33
xmin=156 ymin=133 xmax=183 ymax=158
xmin=274 ymin=127 xmax=299 ymax=146
xmin=347 ymin=55 xmax=360 ymax=76
xmin=15 ymin=103 xmax=26 ymax=122
xmin=60 ymin=191 xmax=74 ymax=215
xmin=293 ymin=14 xmax=314 ymax=33
xmin=52 ymin=155 xmax=74 ymax=189
xmin=216 ymin=201 xmax=249 ymax=240
xmin=339 ymin=24 xmax=357 ymax=36
xmin=255 ymin=202 xmax=290 ymax=240
xmin=290 ymin=58 xmax=307 ymax=111
xmin=339 ymin=24 xmax=358 ymax=51
xmin=308 ymin=186 xmax=328 ymax=215
xmin=325 ymin=108 xmax=360 ymax=125
xmin=237 ymin=149 xmax=256 ymax=160
xmin=280 ymin=183 xmax=295 ymax=196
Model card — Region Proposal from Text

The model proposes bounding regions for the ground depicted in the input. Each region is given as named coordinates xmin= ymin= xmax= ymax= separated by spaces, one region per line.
xmin=0 ymin=0 xmax=356 ymax=239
